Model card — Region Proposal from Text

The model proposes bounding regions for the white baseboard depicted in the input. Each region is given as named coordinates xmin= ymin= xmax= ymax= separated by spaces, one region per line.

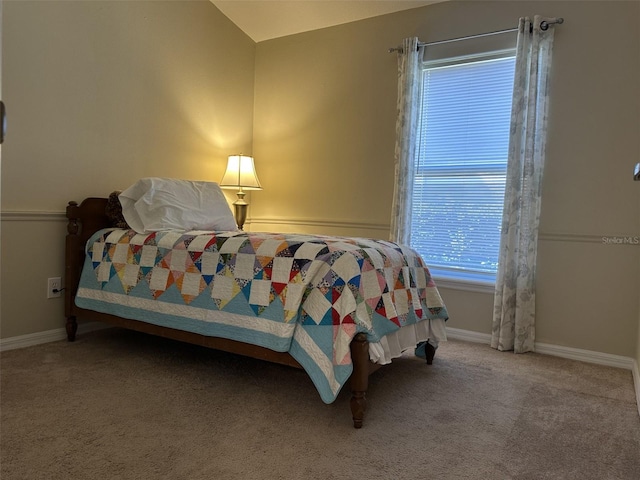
xmin=0 ymin=322 xmax=108 ymax=352
xmin=534 ymin=341 xmax=636 ymax=370
xmin=445 ymin=327 xmax=492 ymax=344
xmin=633 ymin=361 xmax=640 ymax=418
xmin=445 ymin=326 xmax=640 ymax=417
xmin=446 ymin=326 xmax=635 ymax=369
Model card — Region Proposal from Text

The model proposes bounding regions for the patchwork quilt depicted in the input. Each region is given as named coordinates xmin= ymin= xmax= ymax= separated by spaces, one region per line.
xmin=76 ymin=229 xmax=448 ymax=403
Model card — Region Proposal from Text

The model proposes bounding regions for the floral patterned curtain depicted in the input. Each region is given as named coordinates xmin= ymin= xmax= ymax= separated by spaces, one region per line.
xmin=390 ymin=37 xmax=424 ymax=245
xmin=492 ymin=16 xmax=558 ymax=353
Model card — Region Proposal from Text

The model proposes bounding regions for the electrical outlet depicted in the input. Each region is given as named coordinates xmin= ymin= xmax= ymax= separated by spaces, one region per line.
xmin=47 ymin=277 xmax=62 ymax=299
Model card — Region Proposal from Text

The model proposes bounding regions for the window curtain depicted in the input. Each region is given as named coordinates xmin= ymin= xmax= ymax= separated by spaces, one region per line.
xmin=492 ymin=16 xmax=557 ymax=353
xmin=390 ymin=37 xmax=425 ymax=245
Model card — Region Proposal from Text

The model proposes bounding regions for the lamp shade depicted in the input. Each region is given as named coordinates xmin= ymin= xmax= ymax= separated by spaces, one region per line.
xmin=219 ymin=155 xmax=262 ymax=190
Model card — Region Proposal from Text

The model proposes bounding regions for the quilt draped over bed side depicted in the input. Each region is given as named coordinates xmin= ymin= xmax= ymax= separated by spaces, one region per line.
xmin=75 ymin=229 xmax=448 ymax=403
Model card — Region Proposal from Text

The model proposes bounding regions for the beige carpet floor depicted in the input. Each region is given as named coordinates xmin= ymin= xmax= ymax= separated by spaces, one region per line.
xmin=1 ymin=328 xmax=639 ymax=479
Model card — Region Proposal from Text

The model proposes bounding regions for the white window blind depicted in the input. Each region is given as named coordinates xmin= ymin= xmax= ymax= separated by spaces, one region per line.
xmin=410 ymin=53 xmax=516 ymax=284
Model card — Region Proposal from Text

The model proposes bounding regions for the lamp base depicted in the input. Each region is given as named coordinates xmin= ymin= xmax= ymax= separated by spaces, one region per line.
xmin=233 ymin=192 xmax=248 ymax=231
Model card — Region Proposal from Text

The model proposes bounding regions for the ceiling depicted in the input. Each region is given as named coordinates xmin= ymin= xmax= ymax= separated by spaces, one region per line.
xmin=211 ymin=1 xmax=440 ymax=43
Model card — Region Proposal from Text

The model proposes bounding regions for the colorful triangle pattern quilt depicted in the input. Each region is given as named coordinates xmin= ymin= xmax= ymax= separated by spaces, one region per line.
xmin=76 ymin=228 xmax=448 ymax=403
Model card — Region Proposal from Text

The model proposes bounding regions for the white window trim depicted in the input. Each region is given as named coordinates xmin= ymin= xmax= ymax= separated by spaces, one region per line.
xmin=430 ymin=273 xmax=496 ymax=294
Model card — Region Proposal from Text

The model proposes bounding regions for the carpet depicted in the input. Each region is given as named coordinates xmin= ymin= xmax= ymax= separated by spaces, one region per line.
xmin=1 ymin=328 xmax=638 ymax=479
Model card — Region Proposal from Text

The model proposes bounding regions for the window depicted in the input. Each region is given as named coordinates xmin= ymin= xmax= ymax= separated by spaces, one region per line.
xmin=410 ymin=51 xmax=516 ymax=287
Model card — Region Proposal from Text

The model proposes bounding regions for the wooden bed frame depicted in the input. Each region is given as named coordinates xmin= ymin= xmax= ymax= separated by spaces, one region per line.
xmin=64 ymin=197 xmax=436 ymax=428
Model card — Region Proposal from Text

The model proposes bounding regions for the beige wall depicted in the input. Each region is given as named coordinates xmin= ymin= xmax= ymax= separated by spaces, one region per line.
xmin=1 ymin=1 xmax=638 ymax=361
xmin=252 ymin=1 xmax=640 ymax=357
xmin=0 ymin=0 xmax=255 ymax=337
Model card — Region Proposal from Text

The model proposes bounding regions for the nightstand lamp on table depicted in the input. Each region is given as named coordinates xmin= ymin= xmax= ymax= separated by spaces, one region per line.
xmin=220 ymin=154 xmax=263 ymax=230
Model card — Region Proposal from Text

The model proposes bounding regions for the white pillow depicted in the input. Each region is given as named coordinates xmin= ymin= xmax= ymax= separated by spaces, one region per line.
xmin=119 ymin=178 xmax=238 ymax=233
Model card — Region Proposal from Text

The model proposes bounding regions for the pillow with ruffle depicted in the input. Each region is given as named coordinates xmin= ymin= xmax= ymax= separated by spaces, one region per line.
xmin=118 ymin=178 xmax=237 ymax=234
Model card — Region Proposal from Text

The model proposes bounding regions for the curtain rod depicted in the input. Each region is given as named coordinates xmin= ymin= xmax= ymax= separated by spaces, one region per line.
xmin=388 ymin=18 xmax=564 ymax=53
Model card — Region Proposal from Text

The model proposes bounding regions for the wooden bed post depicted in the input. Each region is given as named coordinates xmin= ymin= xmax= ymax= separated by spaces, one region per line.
xmin=426 ymin=342 xmax=436 ymax=365
xmin=64 ymin=198 xmax=110 ymax=341
xmin=65 ymin=201 xmax=80 ymax=341
xmin=349 ymin=333 xmax=369 ymax=428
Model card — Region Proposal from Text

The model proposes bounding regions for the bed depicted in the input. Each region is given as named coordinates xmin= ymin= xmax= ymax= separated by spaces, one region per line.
xmin=65 ymin=182 xmax=448 ymax=428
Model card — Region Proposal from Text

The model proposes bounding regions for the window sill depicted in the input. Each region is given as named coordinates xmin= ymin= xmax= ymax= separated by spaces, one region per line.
xmin=430 ymin=272 xmax=496 ymax=294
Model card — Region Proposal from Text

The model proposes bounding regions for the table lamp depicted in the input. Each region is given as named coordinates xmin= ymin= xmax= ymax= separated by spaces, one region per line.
xmin=220 ymin=154 xmax=262 ymax=230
